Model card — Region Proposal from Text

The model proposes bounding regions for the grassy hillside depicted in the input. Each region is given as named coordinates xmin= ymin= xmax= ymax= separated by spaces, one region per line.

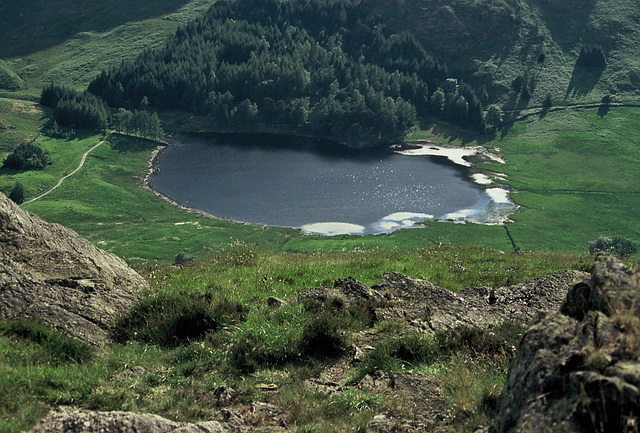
xmin=0 ymin=0 xmax=209 ymax=57
xmin=0 ymin=2 xmax=638 ymax=431
xmin=363 ymin=0 xmax=640 ymax=106
xmin=0 ymin=0 xmax=638 ymax=261
xmin=0 ymin=0 xmax=214 ymax=97
xmin=2 ymin=98 xmax=639 ymax=263
xmin=0 ymin=247 xmax=590 ymax=433
xmin=2 ymin=0 xmax=639 ymax=106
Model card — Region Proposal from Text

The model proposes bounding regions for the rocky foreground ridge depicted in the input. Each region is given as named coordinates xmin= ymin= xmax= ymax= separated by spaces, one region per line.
xmin=0 ymin=192 xmax=146 ymax=346
xmin=492 ymin=253 xmax=640 ymax=433
xmin=3 ymin=191 xmax=639 ymax=432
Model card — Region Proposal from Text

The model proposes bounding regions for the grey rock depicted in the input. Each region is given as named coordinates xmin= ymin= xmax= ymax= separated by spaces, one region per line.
xmin=495 ymin=254 xmax=640 ymax=433
xmin=29 ymin=407 xmax=230 ymax=433
xmin=299 ymin=276 xmax=385 ymax=306
xmin=368 ymin=414 xmax=396 ymax=433
xmin=0 ymin=192 xmax=147 ymax=346
xmin=371 ymin=270 xmax=587 ymax=332
xmin=266 ymin=296 xmax=295 ymax=308
xmin=304 ymin=378 xmax=343 ymax=395
xmin=213 ymin=386 xmax=236 ymax=407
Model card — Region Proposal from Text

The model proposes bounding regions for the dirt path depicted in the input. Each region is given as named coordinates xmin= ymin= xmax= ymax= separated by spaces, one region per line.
xmin=24 ymin=131 xmax=112 ymax=205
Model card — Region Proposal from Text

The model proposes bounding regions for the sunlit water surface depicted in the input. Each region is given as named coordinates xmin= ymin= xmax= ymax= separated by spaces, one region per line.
xmin=150 ymin=134 xmax=515 ymax=235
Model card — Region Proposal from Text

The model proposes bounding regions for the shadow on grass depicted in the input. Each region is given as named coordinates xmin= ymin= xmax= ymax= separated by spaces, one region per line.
xmin=597 ymin=103 xmax=610 ymax=117
xmin=565 ymin=65 xmax=606 ymax=100
xmin=109 ymin=134 xmax=160 ymax=153
xmin=536 ymin=0 xmax=596 ymax=52
xmin=429 ymin=123 xmax=493 ymax=146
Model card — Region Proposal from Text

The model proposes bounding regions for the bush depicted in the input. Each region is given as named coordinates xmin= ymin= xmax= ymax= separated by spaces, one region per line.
xmin=229 ymin=326 xmax=302 ymax=374
xmin=299 ymin=315 xmax=347 ymax=359
xmin=359 ymin=320 xmax=526 ymax=377
xmin=173 ymin=252 xmax=195 ymax=265
xmin=8 ymin=182 xmax=24 ymax=204
xmin=485 ymin=105 xmax=503 ymax=128
xmin=114 ymin=293 xmax=247 ymax=347
xmin=42 ymin=120 xmax=75 ymax=139
xmin=2 ymin=143 xmax=52 ymax=171
xmin=0 ymin=319 xmax=93 ymax=364
xmin=588 ymin=236 xmax=639 ymax=258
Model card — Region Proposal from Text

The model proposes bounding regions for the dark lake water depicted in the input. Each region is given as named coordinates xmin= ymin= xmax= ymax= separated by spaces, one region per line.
xmin=150 ymin=133 xmax=507 ymax=235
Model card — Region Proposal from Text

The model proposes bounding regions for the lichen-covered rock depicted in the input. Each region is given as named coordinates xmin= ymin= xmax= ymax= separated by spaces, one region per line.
xmin=299 ymin=270 xmax=586 ymax=334
xmin=0 ymin=192 xmax=147 ymax=346
xmin=494 ymin=254 xmax=640 ymax=433
xmin=371 ymin=270 xmax=587 ymax=332
xmin=29 ymin=407 xmax=246 ymax=433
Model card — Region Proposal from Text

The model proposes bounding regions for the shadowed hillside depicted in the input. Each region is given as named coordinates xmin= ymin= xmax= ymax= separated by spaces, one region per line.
xmin=0 ymin=0 xmax=193 ymax=57
xmin=361 ymin=0 xmax=640 ymax=105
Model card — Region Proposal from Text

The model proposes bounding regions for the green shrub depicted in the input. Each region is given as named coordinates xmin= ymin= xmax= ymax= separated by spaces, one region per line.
xmin=229 ymin=328 xmax=302 ymax=374
xmin=8 ymin=182 xmax=25 ymax=204
xmin=0 ymin=319 xmax=93 ymax=364
xmin=588 ymin=236 xmax=639 ymax=258
xmin=360 ymin=320 xmax=526 ymax=377
xmin=2 ymin=142 xmax=52 ymax=171
xmin=114 ymin=293 xmax=247 ymax=347
xmin=173 ymin=252 xmax=195 ymax=265
xmin=299 ymin=315 xmax=347 ymax=359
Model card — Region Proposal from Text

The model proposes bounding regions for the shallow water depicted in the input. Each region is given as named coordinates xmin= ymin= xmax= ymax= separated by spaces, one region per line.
xmin=150 ymin=133 xmax=513 ymax=235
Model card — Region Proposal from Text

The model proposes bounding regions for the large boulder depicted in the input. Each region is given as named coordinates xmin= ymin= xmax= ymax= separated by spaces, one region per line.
xmin=494 ymin=254 xmax=640 ymax=433
xmin=0 ymin=192 xmax=146 ymax=346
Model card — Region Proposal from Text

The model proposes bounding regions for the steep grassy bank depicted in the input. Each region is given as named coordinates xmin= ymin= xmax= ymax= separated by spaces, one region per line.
xmin=0 ymin=246 xmax=590 ymax=433
xmin=363 ymin=0 xmax=640 ymax=107
xmin=0 ymin=0 xmax=214 ymax=97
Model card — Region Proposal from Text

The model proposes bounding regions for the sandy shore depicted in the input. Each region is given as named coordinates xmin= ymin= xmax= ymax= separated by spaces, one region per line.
xmin=397 ymin=140 xmax=506 ymax=168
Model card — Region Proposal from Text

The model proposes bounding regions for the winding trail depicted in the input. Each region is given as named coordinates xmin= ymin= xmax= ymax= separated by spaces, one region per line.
xmin=24 ymin=131 xmax=113 ymax=205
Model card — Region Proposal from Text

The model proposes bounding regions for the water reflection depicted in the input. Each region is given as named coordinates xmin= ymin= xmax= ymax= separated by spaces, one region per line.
xmin=150 ymin=133 xmax=516 ymax=235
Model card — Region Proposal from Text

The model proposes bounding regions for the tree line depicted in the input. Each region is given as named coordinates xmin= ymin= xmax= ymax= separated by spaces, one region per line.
xmin=87 ymin=0 xmax=486 ymax=146
xmin=40 ymin=83 xmax=164 ymax=140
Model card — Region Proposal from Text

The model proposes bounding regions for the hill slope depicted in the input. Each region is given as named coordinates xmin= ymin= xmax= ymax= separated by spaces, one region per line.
xmin=2 ymin=0 xmax=639 ymax=106
xmin=362 ymin=0 xmax=640 ymax=105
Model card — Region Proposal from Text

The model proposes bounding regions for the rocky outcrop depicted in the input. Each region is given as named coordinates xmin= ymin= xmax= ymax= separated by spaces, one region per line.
xmin=30 ymin=407 xmax=249 ymax=433
xmin=493 ymin=254 xmax=640 ymax=433
xmin=300 ymin=270 xmax=588 ymax=332
xmin=0 ymin=192 xmax=146 ymax=346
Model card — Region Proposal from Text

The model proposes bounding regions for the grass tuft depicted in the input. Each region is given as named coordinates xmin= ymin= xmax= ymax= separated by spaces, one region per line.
xmin=114 ymin=293 xmax=248 ymax=347
xmin=0 ymin=319 xmax=93 ymax=364
xmin=299 ymin=314 xmax=347 ymax=359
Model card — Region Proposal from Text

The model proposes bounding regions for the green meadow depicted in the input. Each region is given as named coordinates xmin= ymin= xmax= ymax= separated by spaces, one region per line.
xmin=488 ymin=107 xmax=640 ymax=252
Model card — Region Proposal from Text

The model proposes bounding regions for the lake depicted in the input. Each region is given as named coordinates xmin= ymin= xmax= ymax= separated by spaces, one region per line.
xmin=150 ymin=133 xmax=515 ymax=235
